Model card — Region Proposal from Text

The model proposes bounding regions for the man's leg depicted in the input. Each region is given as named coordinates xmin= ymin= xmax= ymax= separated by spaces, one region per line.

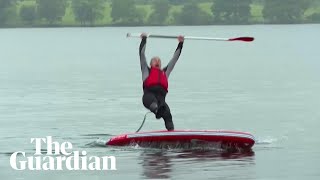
xmin=161 ymin=103 xmax=174 ymax=131
xmin=143 ymin=92 xmax=174 ymax=131
xmin=142 ymin=92 xmax=158 ymax=114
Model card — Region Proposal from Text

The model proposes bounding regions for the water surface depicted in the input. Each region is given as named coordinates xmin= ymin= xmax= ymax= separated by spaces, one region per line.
xmin=0 ymin=25 xmax=319 ymax=179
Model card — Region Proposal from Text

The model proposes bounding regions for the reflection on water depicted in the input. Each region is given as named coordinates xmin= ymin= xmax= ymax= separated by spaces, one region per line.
xmin=139 ymin=150 xmax=255 ymax=179
xmin=140 ymin=151 xmax=172 ymax=179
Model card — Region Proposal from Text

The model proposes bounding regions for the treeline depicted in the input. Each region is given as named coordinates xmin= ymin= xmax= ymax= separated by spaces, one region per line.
xmin=1 ymin=0 xmax=320 ymax=27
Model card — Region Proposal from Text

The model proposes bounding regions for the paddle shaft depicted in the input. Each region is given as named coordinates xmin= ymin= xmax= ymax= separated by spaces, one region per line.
xmin=126 ymin=33 xmax=254 ymax=42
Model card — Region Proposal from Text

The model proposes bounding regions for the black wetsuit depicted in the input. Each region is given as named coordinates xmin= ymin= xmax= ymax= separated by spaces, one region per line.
xmin=139 ymin=37 xmax=183 ymax=131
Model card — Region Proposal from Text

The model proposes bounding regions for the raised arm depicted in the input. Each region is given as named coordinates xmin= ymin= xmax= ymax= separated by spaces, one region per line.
xmin=139 ymin=35 xmax=149 ymax=81
xmin=164 ymin=36 xmax=184 ymax=78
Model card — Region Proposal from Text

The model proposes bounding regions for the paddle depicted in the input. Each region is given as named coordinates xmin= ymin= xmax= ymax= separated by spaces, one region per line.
xmin=127 ymin=33 xmax=254 ymax=42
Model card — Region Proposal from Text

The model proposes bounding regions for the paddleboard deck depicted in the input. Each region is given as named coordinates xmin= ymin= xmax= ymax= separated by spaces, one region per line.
xmin=106 ymin=130 xmax=255 ymax=150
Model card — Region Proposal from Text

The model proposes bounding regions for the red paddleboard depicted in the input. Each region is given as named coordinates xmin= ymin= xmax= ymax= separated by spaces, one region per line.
xmin=106 ymin=130 xmax=255 ymax=150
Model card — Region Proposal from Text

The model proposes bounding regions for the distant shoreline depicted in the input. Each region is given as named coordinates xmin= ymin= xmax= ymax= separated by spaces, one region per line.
xmin=1 ymin=22 xmax=319 ymax=29
xmin=2 ymin=1 xmax=319 ymax=29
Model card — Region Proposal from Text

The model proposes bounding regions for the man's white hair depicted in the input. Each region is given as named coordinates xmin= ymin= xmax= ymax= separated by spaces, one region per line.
xmin=150 ymin=56 xmax=161 ymax=65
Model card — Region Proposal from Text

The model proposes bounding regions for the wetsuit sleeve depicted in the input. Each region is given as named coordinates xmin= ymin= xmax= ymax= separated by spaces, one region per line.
xmin=164 ymin=42 xmax=183 ymax=78
xmin=139 ymin=37 xmax=149 ymax=81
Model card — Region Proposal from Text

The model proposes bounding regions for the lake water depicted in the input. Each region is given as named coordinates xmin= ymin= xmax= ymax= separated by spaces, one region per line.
xmin=0 ymin=25 xmax=319 ymax=179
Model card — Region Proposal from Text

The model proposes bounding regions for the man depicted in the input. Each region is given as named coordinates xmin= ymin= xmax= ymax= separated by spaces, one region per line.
xmin=139 ymin=33 xmax=184 ymax=131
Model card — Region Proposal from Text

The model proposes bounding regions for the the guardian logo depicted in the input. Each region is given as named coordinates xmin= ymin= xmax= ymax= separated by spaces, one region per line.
xmin=10 ymin=136 xmax=117 ymax=171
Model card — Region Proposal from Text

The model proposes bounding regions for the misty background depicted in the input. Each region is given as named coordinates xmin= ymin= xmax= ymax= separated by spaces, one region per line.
xmin=0 ymin=0 xmax=320 ymax=27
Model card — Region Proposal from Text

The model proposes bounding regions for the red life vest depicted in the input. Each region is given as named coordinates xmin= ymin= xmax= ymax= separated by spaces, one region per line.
xmin=143 ymin=67 xmax=168 ymax=92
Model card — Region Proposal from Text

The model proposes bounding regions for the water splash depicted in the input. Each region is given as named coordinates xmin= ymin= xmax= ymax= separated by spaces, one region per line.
xmin=85 ymin=138 xmax=107 ymax=147
xmin=255 ymin=135 xmax=288 ymax=145
xmin=122 ymin=141 xmax=253 ymax=153
xmin=256 ymin=137 xmax=278 ymax=144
